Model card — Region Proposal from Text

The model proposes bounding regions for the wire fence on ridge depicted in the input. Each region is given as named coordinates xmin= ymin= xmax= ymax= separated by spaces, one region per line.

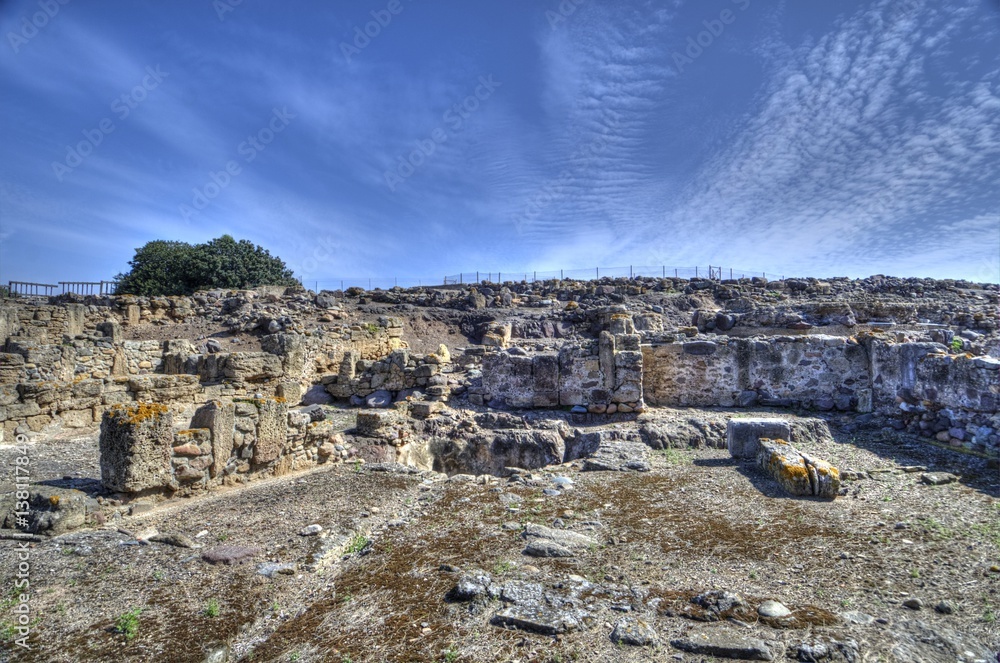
xmin=305 ymin=265 xmax=784 ymax=292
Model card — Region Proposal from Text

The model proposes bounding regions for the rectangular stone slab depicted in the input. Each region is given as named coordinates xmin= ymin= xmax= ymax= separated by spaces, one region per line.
xmin=727 ymin=418 xmax=791 ymax=459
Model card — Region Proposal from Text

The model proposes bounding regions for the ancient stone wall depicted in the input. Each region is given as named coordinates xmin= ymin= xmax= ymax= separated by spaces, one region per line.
xmin=479 ymin=317 xmax=644 ymax=414
xmin=642 ymin=335 xmax=999 ymax=455
xmin=99 ymin=398 xmax=353 ymax=497
xmin=0 ymin=298 xmax=405 ymax=437
xmin=641 ymin=335 xmax=869 ymax=409
xmin=322 ymin=343 xmax=451 ymax=406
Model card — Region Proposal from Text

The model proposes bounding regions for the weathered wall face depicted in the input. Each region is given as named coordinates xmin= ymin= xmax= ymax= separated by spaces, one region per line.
xmin=99 ymin=398 xmax=354 ymax=497
xmin=322 ymin=342 xmax=449 ymax=405
xmin=479 ymin=327 xmax=644 ymax=414
xmin=642 ymin=335 xmax=1000 ymax=455
xmin=0 ymin=304 xmax=406 ymax=436
xmin=642 ymin=336 xmax=868 ymax=410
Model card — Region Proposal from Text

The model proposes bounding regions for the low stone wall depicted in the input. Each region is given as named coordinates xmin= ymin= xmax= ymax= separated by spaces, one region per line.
xmin=0 ymin=311 xmax=406 ymax=436
xmin=642 ymin=335 xmax=999 ymax=455
xmin=322 ymin=344 xmax=451 ymax=405
xmin=642 ymin=335 xmax=868 ymax=409
xmin=99 ymin=398 xmax=353 ymax=498
xmin=1 ymin=375 xmax=204 ymax=440
xmin=478 ymin=315 xmax=643 ymax=414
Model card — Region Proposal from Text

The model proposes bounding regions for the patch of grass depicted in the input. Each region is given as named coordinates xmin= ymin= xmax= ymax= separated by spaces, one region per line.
xmin=345 ymin=534 xmax=369 ymax=555
xmin=339 ymin=592 xmax=353 ymax=604
xmin=216 ymin=533 xmax=229 ymax=542
xmin=0 ymin=621 xmax=17 ymax=642
xmin=443 ymin=645 xmax=459 ymax=662
xmin=114 ymin=608 xmax=142 ymax=641
xmin=151 ymin=570 xmax=165 ymax=582
xmin=365 ymin=322 xmax=380 ymax=335
xmin=970 ymin=519 xmax=1000 ymax=547
xmin=910 ymin=569 xmax=920 ymax=578
xmin=203 ymin=598 xmax=221 ymax=618
xmin=918 ymin=517 xmax=954 ymax=540
xmin=0 ymin=586 xmax=20 ymax=611
xmin=492 ymin=559 xmax=515 ymax=575
xmin=659 ymin=447 xmax=690 ymax=465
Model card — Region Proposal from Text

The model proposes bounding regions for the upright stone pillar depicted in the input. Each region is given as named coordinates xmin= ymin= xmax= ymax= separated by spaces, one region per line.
xmin=99 ymin=404 xmax=175 ymax=494
xmin=191 ymin=400 xmax=236 ymax=478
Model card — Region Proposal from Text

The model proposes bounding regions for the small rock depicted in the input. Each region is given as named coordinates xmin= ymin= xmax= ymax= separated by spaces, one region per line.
xmin=758 ymin=600 xmax=791 ymax=618
xmin=840 ymin=610 xmax=875 ymax=626
xmin=610 ymin=617 xmax=658 ymax=646
xmin=202 ymin=546 xmax=260 ymax=565
xmin=934 ymin=601 xmax=953 ymax=615
xmin=256 ymin=562 xmax=295 ymax=578
xmin=148 ymin=533 xmax=197 ymax=548
xmin=920 ymin=472 xmax=958 ymax=486
xmin=902 ymin=598 xmax=922 ymax=610
xmin=671 ymin=627 xmax=773 ymax=661
xmin=299 ymin=524 xmax=323 ymax=536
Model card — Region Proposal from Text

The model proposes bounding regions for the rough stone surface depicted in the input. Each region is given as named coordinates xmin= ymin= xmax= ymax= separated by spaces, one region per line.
xmin=671 ymin=627 xmax=774 ymax=660
xmin=99 ymin=404 xmax=175 ymax=494
xmin=727 ymin=418 xmax=791 ymax=459
xmin=757 ymin=438 xmax=840 ymax=498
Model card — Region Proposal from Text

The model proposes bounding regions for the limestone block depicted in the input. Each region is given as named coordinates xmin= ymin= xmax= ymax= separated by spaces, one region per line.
xmin=17 ymin=487 xmax=95 ymax=535
xmin=252 ymin=398 xmax=288 ymax=465
xmin=99 ymin=404 xmax=175 ymax=494
xmin=191 ymin=400 xmax=236 ymax=478
xmin=276 ymin=381 xmax=304 ymax=406
xmin=411 ymin=401 xmax=442 ymax=418
xmin=756 ymin=438 xmax=840 ymax=498
xmin=532 ymin=355 xmax=559 ymax=392
xmin=727 ymin=418 xmax=791 ymax=459
xmin=223 ymin=352 xmax=283 ymax=381
xmin=599 ymin=332 xmax=616 ymax=389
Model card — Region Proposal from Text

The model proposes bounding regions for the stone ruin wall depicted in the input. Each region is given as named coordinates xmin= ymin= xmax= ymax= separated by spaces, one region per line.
xmin=0 ymin=294 xmax=405 ymax=441
xmin=477 ymin=312 xmax=644 ymax=414
xmin=98 ymin=397 xmax=356 ymax=498
xmin=640 ymin=334 xmax=999 ymax=455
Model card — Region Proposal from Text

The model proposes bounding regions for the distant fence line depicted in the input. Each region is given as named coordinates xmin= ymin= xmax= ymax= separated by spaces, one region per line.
xmin=304 ymin=265 xmax=784 ymax=292
xmin=5 ymin=266 xmax=784 ymax=298
xmin=442 ymin=265 xmax=783 ymax=285
xmin=6 ymin=280 xmax=119 ymax=297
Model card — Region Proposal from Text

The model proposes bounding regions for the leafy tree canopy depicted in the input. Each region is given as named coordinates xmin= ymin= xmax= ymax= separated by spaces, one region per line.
xmin=116 ymin=235 xmax=298 ymax=296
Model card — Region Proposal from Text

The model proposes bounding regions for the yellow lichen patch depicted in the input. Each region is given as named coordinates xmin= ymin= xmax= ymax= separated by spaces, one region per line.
xmin=49 ymin=495 xmax=60 ymax=507
xmin=110 ymin=402 xmax=169 ymax=424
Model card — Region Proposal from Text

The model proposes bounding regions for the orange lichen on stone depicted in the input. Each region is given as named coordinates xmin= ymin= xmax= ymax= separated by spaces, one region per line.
xmin=49 ymin=495 xmax=60 ymax=506
xmin=109 ymin=402 xmax=169 ymax=424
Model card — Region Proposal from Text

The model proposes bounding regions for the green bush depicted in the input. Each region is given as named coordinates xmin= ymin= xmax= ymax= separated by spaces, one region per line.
xmin=116 ymin=235 xmax=298 ymax=296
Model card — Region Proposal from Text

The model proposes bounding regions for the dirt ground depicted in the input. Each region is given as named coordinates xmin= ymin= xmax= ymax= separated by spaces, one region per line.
xmin=0 ymin=410 xmax=997 ymax=663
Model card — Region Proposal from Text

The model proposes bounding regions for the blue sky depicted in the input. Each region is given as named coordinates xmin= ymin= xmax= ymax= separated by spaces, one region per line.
xmin=1 ymin=0 xmax=998 ymax=287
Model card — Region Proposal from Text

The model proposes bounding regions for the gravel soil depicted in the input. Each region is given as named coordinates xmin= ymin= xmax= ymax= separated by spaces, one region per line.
xmin=0 ymin=412 xmax=997 ymax=662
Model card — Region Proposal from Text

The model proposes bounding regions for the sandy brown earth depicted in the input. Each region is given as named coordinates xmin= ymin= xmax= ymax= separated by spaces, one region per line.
xmin=0 ymin=409 xmax=997 ymax=663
